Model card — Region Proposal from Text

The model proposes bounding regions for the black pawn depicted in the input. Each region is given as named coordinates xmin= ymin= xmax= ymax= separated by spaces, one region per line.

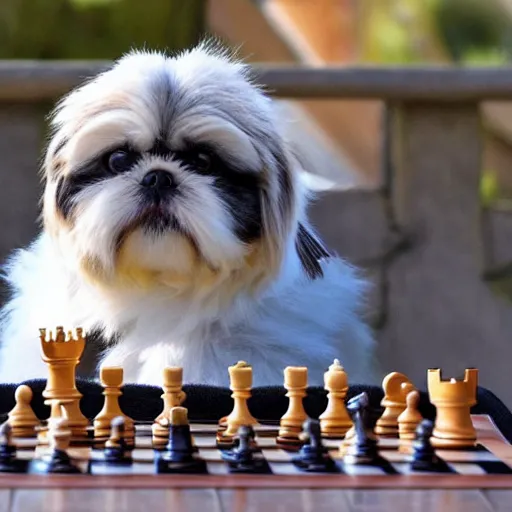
xmin=343 ymin=392 xmax=381 ymax=465
xmin=221 ymin=425 xmax=270 ymax=474
xmin=411 ymin=420 xmax=452 ymax=473
xmin=38 ymin=450 xmax=82 ymax=474
xmin=0 ymin=423 xmax=28 ymax=473
xmin=292 ymin=419 xmax=338 ymax=473
xmin=30 ymin=419 xmax=81 ymax=474
xmin=103 ymin=417 xmax=132 ymax=465
xmin=156 ymin=407 xmax=207 ymax=474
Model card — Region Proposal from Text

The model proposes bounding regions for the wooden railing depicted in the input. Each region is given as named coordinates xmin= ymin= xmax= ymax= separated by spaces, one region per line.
xmin=1 ymin=62 xmax=512 ymax=406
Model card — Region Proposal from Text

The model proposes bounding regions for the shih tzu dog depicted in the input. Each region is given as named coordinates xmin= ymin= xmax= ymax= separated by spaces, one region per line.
xmin=0 ymin=43 xmax=376 ymax=387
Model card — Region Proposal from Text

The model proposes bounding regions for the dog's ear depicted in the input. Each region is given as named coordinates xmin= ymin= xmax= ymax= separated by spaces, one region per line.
xmin=258 ymin=146 xmax=333 ymax=282
xmin=258 ymin=152 xmax=296 ymax=279
xmin=295 ymin=223 xmax=331 ymax=279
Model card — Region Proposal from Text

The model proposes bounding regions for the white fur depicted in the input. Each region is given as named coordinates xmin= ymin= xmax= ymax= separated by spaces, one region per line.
xmin=0 ymin=43 xmax=378 ymax=387
xmin=0 ymin=232 xmax=377 ymax=387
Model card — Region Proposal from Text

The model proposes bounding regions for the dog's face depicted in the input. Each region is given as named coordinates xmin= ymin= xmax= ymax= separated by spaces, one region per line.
xmin=42 ymin=45 xmax=298 ymax=296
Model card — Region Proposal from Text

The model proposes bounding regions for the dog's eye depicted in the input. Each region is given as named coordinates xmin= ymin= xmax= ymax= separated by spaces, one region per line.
xmin=181 ymin=150 xmax=211 ymax=173
xmin=194 ymin=152 xmax=211 ymax=171
xmin=107 ymin=150 xmax=136 ymax=173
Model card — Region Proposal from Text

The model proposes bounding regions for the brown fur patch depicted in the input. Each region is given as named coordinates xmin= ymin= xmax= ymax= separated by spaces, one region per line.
xmin=79 ymin=253 xmax=110 ymax=285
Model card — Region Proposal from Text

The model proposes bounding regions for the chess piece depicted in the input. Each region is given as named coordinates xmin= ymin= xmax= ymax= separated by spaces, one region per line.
xmin=292 ymin=419 xmax=338 ymax=473
xmin=103 ymin=416 xmax=132 ymax=465
xmin=94 ymin=367 xmax=135 ymax=447
xmin=319 ymin=359 xmax=352 ymax=438
xmin=343 ymin=425 xmax=355 ymax=442
xmin=221 ymin=425 xmax=270 ymax=474
xmin=156 ymin=407 xmax=207 ymax=474
xmin=276 ymin=366 xmax=308 ymax=450
xmin=217 ymin=361 xmax=258 ymax=445
xmin=342 ymin=392 xmax=383 ymax=466
xmin=153 ymin=367 xmax=186 ymax=442
xmin=0 ymin=423 xmax=28 ymax=473
xmin=410 ymin=419 xmax=452 ymax=473
xmin=428 ymin=368 xmax=478 ymax=449
xmin=398 ymin=390 xmax=423 ymax=446
xmin=39 ymin=327 xmax=88 ymax=441
xmin=7 ymin=385 xmax=40 ymax=438
xmin=375 ymin=372 xmax=415 ymax=437
xmin=340 ymin=401 xmax=382 ymax=455
xmin=31 ymin=417 xmax=82 ymax=474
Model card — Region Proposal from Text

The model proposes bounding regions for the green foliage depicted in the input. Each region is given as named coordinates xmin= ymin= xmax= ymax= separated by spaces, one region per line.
xmin=0 ymin=0 xmax=206 ymax=59
xmin=360 ymin=0 xmax=447 ymax=64
xmin=360 ymin=0 xmax=512 ymax=66
xmin=431 ymin=0 xmax=512 ymax=63
xmin=481 ymin=171 xmax=500 ymax=207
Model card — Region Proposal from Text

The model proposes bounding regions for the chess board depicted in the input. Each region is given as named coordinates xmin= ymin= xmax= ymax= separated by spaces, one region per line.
xmin=3 ymin=414 xmax=512 ymax=489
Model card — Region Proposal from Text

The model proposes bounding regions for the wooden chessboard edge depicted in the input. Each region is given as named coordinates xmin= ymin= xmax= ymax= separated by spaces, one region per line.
xmin=472 ymin=414 xmax=509 ymax=443
xmin=0 ymin=473 xmax=512 ymax=490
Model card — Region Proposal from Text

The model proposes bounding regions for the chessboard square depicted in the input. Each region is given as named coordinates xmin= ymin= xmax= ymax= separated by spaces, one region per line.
xmin=477 ymin=460 xmax=512 ymax=474
xmin=391 ymin=462 xmax=416 ymax=475
xmin=341 ymin=464 xmax=389 ymax=476
xmin=16 ymin=450 xmax=36 ymax=461
xmin=193 ymin=437 xmax=217 ymax=448
xmin=436 ymin=449 xmax=499 ymax=463
xmin=88 ymin=450 xmax=106 ymax=462
xmin=134 ymin=423 xmax=152 ymax=432
xmin=89 ymin=461 xmax=152 ymax=475
xmin=67 ymin=447 xmax=92 ymax=460
xmin=206 ymin=462 xmax=229 ymax=475
xmin=13 ymin=438 xmax=38 ymax=449
xmin=390 ymin=462 xmax=451 ymax=475
xmin=255 ymin=425 xmax=279 ymax=435
xmin=447 ymin=462 xmax=487 ymax=475
xmin=255 ymin=437 xmax=275 ymax=448
xmin=132 ymin=461 xmax=156 ymax=475
xmin=322 ymin=439 xmax=340 ymax=450
xmin=190 ymin=424 xmax=219 ymax=434
xmin=134 ymin=437 xmax=153 ymax=449
xmin=132 ymin=448 xmax=155 ymax=463
xmin=199 ymin=448 xmax=224 ymax=462
xmin=381 ymin=450 xmax=411 ymax=463
xmin=267 ymin=462 xmax=304 ymax=475
xmin=33 ymin=445 xmax=50 ymax=458
xmin=378 ymin=438 xmax=400 ymax=450
xmin=261 ymin=448 xmax=293 ymax=463
xmin=29 ymin=458 xmax=89 ymax=474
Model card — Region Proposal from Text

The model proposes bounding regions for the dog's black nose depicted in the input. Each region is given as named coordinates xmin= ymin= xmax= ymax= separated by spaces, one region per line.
xmin=141 ymin=170 xmax=174 ymax=190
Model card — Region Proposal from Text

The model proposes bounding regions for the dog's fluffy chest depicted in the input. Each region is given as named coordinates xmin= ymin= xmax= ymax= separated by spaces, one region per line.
xmin=0 ymin=233 xmax=377 ymax=387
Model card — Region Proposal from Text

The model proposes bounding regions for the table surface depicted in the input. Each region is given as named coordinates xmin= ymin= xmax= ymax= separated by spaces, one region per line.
xmin=2 ymin=488 xmax=511 ymax=512
xmin=2 ymin=415 xmax=512 ymax=512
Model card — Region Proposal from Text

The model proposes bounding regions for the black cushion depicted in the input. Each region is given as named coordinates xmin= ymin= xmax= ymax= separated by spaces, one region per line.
xmin=0 ymin=379 xmax=510 ymax=442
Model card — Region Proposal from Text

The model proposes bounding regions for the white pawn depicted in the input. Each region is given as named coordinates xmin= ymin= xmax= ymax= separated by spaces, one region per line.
xmin=277 ymin=366 xmax=308 ymax=448
xmin=8 ymin=385 xmax=40 ymax=438
xmin=94 ymin=367 xmax=134 ymax=446
xmin=398 ymin=390 xmax=423 ymax=449
xmin=36 ymin=417 xmax=82 ymax=474
xmin=105 ymin=416 xmax=125 ymax=450
xmin=48 ymin=417 xmax=72 ymax=454
xmin=319 ymin=359 xmax=352 ymax=438
xmin=217 ymin=361 xmax=258 ymax=443
xmin=153 ymin=367 xmax=185 ymax=443
xmin=155 ymin=367 xmax=186 ymax=423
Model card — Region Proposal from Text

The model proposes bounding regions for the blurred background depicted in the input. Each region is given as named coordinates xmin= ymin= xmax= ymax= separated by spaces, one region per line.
xmin=2 ymin=0 xmax=512 ymax=406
